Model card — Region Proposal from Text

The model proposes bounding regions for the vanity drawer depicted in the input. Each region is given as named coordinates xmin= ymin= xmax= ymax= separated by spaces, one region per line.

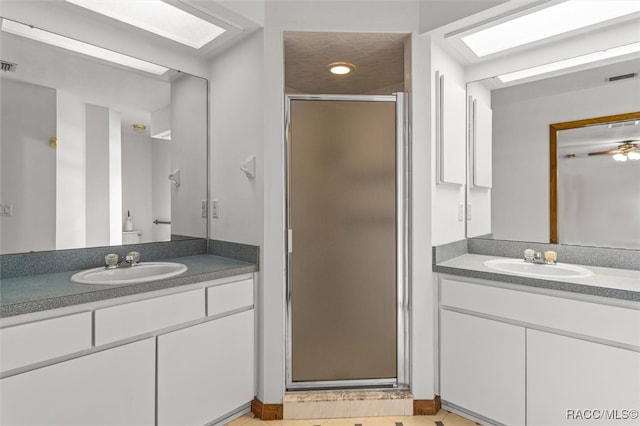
xmin=0 ymin=312 xmax=92 ymax=373
xmin=95 ymin=289 xmax=205 ymax=346
xmin=206 ymin=278 xmax=254 ymax=317
xmin=441 ymin=278 xmax=640 ymax=347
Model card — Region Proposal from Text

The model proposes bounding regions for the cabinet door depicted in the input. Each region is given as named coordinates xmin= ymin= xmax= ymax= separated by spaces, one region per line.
xmin=527 ymin=329 xmax=640 ymax=426
xmin=436 ymin=71 xmax=466 ymax=185
xmin=0 ymin=338 xmax=155 ymax=426
xmin=157 ymin=309 xmax=254 ymax=426
xmin=440 ymin=309 xmax=525 ymax=426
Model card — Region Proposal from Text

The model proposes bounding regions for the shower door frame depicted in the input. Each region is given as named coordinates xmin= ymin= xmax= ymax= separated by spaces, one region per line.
xmin=284 ymin=93 xmax=411 ymax=390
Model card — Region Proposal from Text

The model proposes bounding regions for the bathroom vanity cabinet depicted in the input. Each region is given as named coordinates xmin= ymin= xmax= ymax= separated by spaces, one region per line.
xmin=0 ymin=274 xmax=256 ymax=426
xmin=439 ymin=275 xmax=640 ymax=426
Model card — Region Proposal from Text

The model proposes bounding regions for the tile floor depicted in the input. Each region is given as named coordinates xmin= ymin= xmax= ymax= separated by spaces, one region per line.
xmin=226 ymin=409 xmax=480 ymax=426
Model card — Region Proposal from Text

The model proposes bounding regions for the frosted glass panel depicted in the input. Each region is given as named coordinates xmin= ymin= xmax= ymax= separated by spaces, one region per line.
xmin=289 ymin=100 xmax=397 ymax=382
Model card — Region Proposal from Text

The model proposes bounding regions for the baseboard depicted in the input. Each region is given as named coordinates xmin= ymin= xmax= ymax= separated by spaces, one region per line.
xmin=251 ymin=397 xmax=284 ymax=420
xmin=413 ymin=396 xmax=441 ymax=415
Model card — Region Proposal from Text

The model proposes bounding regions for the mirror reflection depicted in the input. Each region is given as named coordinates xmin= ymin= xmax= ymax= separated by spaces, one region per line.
xmin=468 ymin=58 xmax=640 ymax=249
xmin=0 ymin=18 xmax=208 ymax=255
xmin=553 ymin=113 xmax=640 ymax=249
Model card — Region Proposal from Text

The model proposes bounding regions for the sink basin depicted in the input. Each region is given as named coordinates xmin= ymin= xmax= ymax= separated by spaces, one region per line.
xmin=483 ymin=258 xmax=593 ymax=279
xmin=70 ymin=262 xmax=188 ymax=285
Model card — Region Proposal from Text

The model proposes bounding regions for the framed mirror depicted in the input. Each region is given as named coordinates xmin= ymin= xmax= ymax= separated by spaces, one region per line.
xmin=551 ymin=111 xmax=640 ymax=248
xmin=0 ymin=18 xmax=208 ymax=255
xmin=466 ymin=58 xmax=640 ymax=249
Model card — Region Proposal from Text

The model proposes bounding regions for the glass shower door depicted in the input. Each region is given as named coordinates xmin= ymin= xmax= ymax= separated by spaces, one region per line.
xmin=287 ymin=97 xmax=399 ymax=386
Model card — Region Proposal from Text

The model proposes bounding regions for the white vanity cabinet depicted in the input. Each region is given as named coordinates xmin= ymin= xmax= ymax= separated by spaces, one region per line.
xmin=527 ymin=329 xmax=640 ymax=426
xmin=157 ymin=309 xmax=255 ymax=426
xmin=438 ymin=275 xmax=640 ymax=426
xmin=440 ymin=310 xmax=525 ymax=426
xmin=0 ymin=273 xmax=256 ymax=426
xmin=0 ymin=338 xmax=156 ymax=426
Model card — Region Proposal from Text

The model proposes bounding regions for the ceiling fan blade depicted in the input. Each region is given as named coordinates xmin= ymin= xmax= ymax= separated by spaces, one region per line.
xmin=588 ymin=149 xmax=620 ymax=156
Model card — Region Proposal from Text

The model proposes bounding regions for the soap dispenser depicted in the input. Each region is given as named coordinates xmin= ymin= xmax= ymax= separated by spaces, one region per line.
xmin=124 ymin=210 xmax=134 ymax=231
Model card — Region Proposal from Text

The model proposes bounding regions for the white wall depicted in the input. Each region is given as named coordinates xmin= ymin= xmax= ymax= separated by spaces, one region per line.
xmin=85 ymin=105 xmax=111 ymax=247
xmin=108 ymin=111 xmax=122 ymax=245
xmin=209 ymin=31 xmax=264 ymax=246
xmin=170 ymin=76 xmax=208 ymax=239
xmin=122 ymin=127 xmax=153 ymax=244
xmin=152 ymin=141 xmax=172 ymax=242
xmin=0 ymin=79 xmax=56 ymax=254
xmin=491 ymin=77 xmax=640 ymax=243
xmin=410 ymin=32 xmax=436 ymax=402
xmin=430 ymin=41 xmax=467 ymax=245
xmin=56 ymin=91 xmax=86 ymax=250
xmin=559 ymin=156 xmax=640 ymax=249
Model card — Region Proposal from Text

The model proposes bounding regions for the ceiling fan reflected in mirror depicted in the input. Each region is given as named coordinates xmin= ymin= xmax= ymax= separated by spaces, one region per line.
xmin=588 ymin=140 xmax=640 ymax=161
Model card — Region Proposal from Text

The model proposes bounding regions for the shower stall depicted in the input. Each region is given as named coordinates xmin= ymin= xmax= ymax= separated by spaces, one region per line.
xmin=286 ymin=94 xmax=409 ymax=389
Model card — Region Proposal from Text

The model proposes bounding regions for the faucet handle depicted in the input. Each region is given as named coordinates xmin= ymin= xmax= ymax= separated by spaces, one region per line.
xmin=105 ymin=253 xmax=119 ymax=269
xmin=524 ymin=249 xmax=535 ymax=262
xmin=544 ymin=251 xmax=557 ymax=264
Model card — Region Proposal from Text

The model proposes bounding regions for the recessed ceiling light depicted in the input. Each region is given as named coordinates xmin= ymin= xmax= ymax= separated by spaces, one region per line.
xmin=498 ymin=41 xmax=640 ymax=83
xmin=462 ymin=1 xmax=640 ymax=57
xmin=0 ymin=18 xmax=169 ymax=75
xmin=65 ymin=0 xmax=226 ymax=49
xmin=327 ymin=62 xmax=356 ymax=75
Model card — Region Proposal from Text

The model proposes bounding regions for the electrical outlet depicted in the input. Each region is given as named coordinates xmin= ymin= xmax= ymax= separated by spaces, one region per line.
xmin=201 ymin=200 xmax=207 ymax=218
xmin=211 ymin=200 xmax=219 ymax=218
xmin=0 ymin=204 xmax=13 ymax=217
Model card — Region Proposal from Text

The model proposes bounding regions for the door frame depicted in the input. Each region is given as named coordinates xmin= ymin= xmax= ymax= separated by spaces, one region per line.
xmin=284 ymin=93 xmax=411 ymax=390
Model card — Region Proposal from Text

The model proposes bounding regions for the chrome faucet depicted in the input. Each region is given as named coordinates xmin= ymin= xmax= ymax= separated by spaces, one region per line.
xmin=524 ymin=249 xmax=557 ymax=265
xmin=531 ymin=252 xmax=545 ymax=264
xmin=120 ymin=251 xmax=140 ymax=267
xmin=104 ymin=251 xmax=140 ymax=269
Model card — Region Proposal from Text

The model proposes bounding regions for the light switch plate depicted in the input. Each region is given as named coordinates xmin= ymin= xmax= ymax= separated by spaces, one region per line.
xmin=211 ymin=200 xmax=219 ymax=218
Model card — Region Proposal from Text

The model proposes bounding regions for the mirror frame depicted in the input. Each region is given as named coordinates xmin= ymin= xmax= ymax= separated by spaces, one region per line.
xmin=549 ymin=111 xmax=640 ymax=244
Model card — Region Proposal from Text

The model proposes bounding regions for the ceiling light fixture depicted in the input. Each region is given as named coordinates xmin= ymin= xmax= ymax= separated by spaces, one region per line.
xmin=461 ymin=1 xmax=640 ymax=57
xmin=498 ymin=41 xmax=640 ymax=83
xmin=132 ymin=124 xmax=147 ymax=134
xmin=327 ymin=62 xmax=356 ymax=75
xmin=65 ymin=0 xmax=226 ymax=49
xmin=0 ymin=19 xmax=169 ymax=75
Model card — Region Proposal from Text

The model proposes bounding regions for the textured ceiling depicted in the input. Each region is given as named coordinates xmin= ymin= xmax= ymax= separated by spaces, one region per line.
xmin=284 ymin=31 xmax=408 ymax=95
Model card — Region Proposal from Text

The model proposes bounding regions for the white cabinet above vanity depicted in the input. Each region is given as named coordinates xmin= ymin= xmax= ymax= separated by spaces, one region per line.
xmin=0 ymin=274 xmax=256 ymax=426
xmin=438 ymin=275 xmax=640 ymax=426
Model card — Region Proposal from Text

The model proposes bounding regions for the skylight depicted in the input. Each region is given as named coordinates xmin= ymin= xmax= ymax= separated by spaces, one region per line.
xmin=65 ymin=0 xmax=226 ymax=49
xmin=0 ymin=19 xmax=169 ymax=75
xmin=462 ymin=1 xmax=640 ymax=57
xmin=498 ymin=41 xmax=640 ymax=83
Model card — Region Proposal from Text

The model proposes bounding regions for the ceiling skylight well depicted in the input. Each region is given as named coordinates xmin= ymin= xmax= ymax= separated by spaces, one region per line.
xmin=65 ymin=0 xmax=226 ymax=49
xmin=498 ymin=41 xmax=640 ymax=83
xmin=0 ymin=19 xmax=169 ymax=75
xmin=461 ymin=1 xmax=640 ymax=57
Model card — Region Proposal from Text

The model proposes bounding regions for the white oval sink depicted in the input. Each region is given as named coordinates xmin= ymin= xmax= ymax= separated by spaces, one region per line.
xmin=71 ymin=262 xmax=188 ymax=285
xmin=483 ymin=258 xmax=593 ymax=279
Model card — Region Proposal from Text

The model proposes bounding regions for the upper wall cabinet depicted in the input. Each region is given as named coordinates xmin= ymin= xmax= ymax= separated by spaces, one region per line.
xmin=469 ymin=96 xmax=493 ymax=188
xmin=436 ymin=71 xmax=467 ymax=185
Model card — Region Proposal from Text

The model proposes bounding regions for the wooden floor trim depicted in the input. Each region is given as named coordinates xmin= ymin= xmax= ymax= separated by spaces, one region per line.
xmin=251 ymin=397 xmax=284 ymax=420
xmin=413 ymin=396 xmax=441 ymax=415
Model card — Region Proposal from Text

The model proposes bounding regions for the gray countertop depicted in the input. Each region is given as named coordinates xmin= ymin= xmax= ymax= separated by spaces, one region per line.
xmin=0 ymin=254 xmax=257 ymax=318
xmin=434 ymin=254 xmax=640 ymax=302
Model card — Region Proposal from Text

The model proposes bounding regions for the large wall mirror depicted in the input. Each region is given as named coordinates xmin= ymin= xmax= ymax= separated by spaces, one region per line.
xmin=0 ymin=18 xmax=208 ymax=255
xmin=467 ymin=57 xmax=640 ymax=250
